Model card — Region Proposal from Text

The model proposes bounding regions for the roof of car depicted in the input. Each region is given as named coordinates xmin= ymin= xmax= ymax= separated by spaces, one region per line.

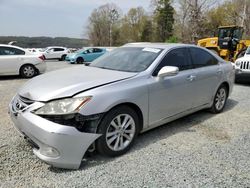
xmin=46 ymin=46 xmax=67 ymax=49
xmin=123 ymin=42 xmax=197 ymax=49
xmin=0 ymin=44 xmax=25 ymax=50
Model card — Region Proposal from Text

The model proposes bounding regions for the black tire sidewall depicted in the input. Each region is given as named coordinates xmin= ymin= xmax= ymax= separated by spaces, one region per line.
xmin=76 ymin=57 xmax=84 ymax=64
xmin=96 ymin=106 xmax=139 ymax=157
xmin=61 ymin=55 xmax=66 ymax=61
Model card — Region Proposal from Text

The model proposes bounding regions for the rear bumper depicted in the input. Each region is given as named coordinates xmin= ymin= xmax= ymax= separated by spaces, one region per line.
xmin=9 ymin=101 xmax=101 ymax=169
xmin=35 ymin=62 xmax=46 ymax=74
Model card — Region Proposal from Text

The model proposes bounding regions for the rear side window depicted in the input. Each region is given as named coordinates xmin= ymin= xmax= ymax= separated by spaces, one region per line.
xmin=153 ymin=48 xmax=192 ymax=75
xmin=93 ymin=48 xmax=102 ymax=53
xmin=190 ymin=48 xmax=218 ymax=68
xmin=0 ymin=47 xmax=25 ymax=55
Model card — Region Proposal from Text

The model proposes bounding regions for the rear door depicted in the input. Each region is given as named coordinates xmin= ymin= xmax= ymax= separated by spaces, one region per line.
xmin=53 ymin=48 xmax=65 ymax=59
xmin=83 ymin=48 xmax=94 ymax=62
xmin=189 ymin=47 xmax=223 ymax=107
xmin=0 ymin=47 xmax=25 ymax=74
xmin=92 ymin=48 xmax=104 ymax=60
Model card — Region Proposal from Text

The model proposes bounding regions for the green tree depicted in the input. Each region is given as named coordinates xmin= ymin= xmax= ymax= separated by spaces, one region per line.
xmin=153 ymin=0 xmax=174 ymax=42
xmin=141 ymin=18 xmax=154 ymax=42
xmin=119 ymin=7 xmax=148 ymax=43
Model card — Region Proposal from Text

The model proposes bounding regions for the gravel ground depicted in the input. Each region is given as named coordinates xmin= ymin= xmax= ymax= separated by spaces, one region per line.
xmin=0 ymin=61 xmax=250 ymax=188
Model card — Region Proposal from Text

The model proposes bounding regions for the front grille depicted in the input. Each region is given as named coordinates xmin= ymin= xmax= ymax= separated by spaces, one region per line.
xmin=240 ymin=61 xmax=250 ymax=70
xmin=12 ymin=95 xmax=34 ymax=113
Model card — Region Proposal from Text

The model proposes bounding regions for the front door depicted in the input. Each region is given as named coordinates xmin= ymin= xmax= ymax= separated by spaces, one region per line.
xmin=148 ymin=48 xmax=196 ymax=126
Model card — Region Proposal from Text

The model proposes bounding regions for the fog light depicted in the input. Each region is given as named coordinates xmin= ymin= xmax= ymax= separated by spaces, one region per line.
xmin=40 ymin=145 xmax=60 ymax=158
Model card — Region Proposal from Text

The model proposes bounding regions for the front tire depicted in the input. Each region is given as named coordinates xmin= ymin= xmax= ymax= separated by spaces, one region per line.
xmin=209 ymin=85 xmax=228 ymax=113
xmin=20 ymin=65 xmax=36 ymax=78
xmin=76 ymin=57 xmax=84 ymax=64
xmin=96 ymin=106 xmax=139 ymax=157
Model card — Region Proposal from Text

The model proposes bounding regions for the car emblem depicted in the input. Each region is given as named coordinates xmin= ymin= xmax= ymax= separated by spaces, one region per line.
xmin=14 ymin=98 xmax=26 ymax=111
xmin=16 ymin=102 xmax=23 ymax=110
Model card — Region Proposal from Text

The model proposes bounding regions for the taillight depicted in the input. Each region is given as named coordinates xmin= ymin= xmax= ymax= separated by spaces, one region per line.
xmin=39 ymin=55 xmax=46 ymax=61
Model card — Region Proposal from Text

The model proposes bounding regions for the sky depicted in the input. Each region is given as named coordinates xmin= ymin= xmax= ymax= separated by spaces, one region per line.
xmin=0 ymin=0 xmax=151 ymax=38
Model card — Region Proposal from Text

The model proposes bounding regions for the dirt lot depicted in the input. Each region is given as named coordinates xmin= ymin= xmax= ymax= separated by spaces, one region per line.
xmin=0 ymin=61 xmax=250 ymax=187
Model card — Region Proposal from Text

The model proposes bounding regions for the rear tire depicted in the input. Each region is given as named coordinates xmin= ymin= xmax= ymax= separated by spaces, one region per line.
xmin=20 ymin=64 xmax=36 ymax=78
xmin=96 ymin=106 xmax=139 ymax=157
xmin=60 ymin=54 xmax=67 ymax=61
xmin=76 ymin=57 xmax=84 ymax=64
xmin=209 ymin=85 xmax=228 ymax=114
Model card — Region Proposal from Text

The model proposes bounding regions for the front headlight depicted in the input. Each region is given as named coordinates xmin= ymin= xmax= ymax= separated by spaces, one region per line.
xmin=235 ymin=61 xmax=241 ymax=67
xmin=35 ymin=97 xmax=92 ymax=115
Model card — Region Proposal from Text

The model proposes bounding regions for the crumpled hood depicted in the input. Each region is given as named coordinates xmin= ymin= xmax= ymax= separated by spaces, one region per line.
xmin=18 ymin=66 xmax=137 ymax=101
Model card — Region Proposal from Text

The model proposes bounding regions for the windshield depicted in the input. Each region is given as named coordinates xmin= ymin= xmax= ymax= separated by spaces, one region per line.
xmin=41 ymin=47 xmax=49 ymax=52
xmin=218 ymin=27 xmax=243 ymax=39
xmin=218 ymin=28 xmax=232 ymax=39
xmin=76 ymin=49 xmax=85 ymax=53
xmin=90 ymin=47 xmax=163 ymax=72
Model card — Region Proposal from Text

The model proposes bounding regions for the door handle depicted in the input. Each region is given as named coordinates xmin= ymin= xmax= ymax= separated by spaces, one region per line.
xmin=217 ymin=69 xmax=223 ymax=74
xmin=186 ymin=75 xmax=196 ymax=81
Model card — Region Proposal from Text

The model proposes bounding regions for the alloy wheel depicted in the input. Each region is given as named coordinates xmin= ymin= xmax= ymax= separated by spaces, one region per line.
xmin=106 ymin=114 xmax=136 ymax=151
xmin=23 ymin=66 xmax=35 ymax=77
xmin=215 ymin=88 xmax=226 ymax=111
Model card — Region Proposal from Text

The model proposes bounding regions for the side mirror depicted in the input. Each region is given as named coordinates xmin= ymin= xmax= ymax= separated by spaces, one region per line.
xmin=158 ymin=66 xmax=179 ymax=78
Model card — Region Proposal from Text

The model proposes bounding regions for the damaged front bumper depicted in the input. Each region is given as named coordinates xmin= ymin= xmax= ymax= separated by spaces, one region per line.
xmin=9 ymin=97 xmax=102 ymax=169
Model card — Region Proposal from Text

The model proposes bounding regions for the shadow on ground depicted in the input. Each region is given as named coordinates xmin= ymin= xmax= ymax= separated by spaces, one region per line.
xmin=0 ymin=75 xmax=25 ymax=81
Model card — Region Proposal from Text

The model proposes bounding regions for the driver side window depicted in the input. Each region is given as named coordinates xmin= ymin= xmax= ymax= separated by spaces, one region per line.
xmin=153 ymin=48 xmax=192 ymax=76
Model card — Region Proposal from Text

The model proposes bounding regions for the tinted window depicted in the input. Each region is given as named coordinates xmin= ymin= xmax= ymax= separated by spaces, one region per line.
xmin=54 ymin=48 xmax=64 ymax=52
xmin=0 ymin=47 xmax=25 ymax=55
xmin=84 ymin=48 xmax=94 ymax=54
xmin=190 ymin=48 xmax=218 ymax=68
xmin=153 ymin=48 xmax=192 ymax=76
xmin=93 ymin=48 xmax=102 ymax=53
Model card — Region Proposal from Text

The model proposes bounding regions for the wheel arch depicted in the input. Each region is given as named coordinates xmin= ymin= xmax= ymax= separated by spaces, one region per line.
xmin=219 ymin=81 xmax=230 ymax=97
xmin=19 ymin=63 xmax=37 ymax=75
xmin=61 ymin=54 xmax=67 ymax=58
xmin=101 ymin=102 xmax=144 ymax=132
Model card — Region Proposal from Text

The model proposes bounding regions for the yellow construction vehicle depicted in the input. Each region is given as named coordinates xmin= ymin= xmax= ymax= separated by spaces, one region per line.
xmin=197 ymin=25 xmax=250 ymax=61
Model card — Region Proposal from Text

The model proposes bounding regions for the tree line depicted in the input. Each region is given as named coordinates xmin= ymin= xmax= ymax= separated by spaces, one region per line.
xmin=0 ymin=37 xmax=89 ymax=48
xmin=87 ymin=0 xmax=250 ymax=46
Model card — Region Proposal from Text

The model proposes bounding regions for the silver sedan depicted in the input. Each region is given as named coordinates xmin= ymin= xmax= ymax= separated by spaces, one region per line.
xmin=9 ymin=43 xmax=235 ymax=169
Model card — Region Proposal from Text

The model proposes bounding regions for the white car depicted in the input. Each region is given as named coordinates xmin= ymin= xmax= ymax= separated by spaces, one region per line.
xmin=27 ymin=48 xmax=44 ymax=54
xmin=42 ymin=46 xmax=69 ymax=61
xmin=235 ymin=46 xmax=250 ymax=81
xmin=0 ymin=44 xmax=46 ymax=78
